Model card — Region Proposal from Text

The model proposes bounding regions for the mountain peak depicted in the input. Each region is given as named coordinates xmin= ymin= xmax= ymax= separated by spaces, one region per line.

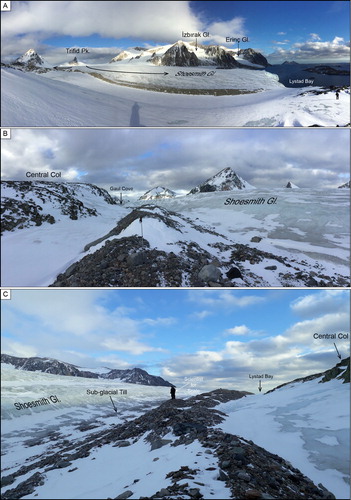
xmin=285 ymin=181 xmax=299 ymax=188
xmin=14 ymin=49 xmax=45 ymax=67
xmin=188 ymin=167 xmax=255 ymax=194
xmin=139 ymin=186 xmax=176 ymax=200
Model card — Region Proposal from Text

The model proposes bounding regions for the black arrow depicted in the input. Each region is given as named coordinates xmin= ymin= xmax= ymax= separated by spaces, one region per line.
xmin=334 ymin=343 xmax=341 ymax=360
xmin=258 ymin=380 xmax=262 ymax=392
xmin=86 ymin=65 xmax=168 ymax=75
xmin=109 ymin=396 xmax=117 ymax=413
xmin=195 ymin=37 xmax=198 ymax=51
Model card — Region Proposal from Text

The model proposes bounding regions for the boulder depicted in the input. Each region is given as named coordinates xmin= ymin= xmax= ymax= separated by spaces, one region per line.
xmin=199 ymin=264 xmax=222 ymax=283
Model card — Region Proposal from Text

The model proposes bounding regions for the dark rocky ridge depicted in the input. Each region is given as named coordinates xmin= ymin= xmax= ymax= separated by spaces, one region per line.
xmin=1 ymin=354 xmax=172 ymax=386
xmin=266 ymin=357 xmax=350 ymax=394
xmin=48 ymin=204 xmax=350 ymax=288
xmin=238 ymin=48 xmax=269 ymax=67
xmin=1 ymin=181 xmax=117 ymax=234
xmin=1 ymin=389 xmax=335 ymax=499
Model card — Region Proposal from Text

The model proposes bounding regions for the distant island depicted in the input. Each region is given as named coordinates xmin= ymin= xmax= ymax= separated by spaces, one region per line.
xmin=303 ymin=65 xmax=350 ymax=76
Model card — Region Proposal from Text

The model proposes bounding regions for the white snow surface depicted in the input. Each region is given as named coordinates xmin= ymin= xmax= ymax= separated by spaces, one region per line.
xmin=1 ymin=364 xmax=349 ymax=499
xmin=216 ymin=376 xmax=350 ymax=499
xmin=2 ymin=66 xmax=349 ymax=127
xmin=2 ymin=188 xmax=349 ymax=287
xmin=1 ymin=365 xmax=232 ymax=500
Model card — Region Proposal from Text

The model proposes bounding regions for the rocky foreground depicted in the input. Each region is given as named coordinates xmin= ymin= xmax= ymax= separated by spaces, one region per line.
xmin=50 ymin=205 xmax=349 ymax=288
xmin=1 ymin=389 xmax=335 ymax=499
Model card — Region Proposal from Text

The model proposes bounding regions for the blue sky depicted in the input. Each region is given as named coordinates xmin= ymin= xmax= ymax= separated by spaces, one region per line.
xmin=2 ymin=289 xmax=350 ymax=392
xmin=1 ymin=1 xmax=349 ymax=63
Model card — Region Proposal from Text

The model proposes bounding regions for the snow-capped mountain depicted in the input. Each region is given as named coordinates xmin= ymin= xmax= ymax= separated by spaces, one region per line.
xmin=1 ymin=181 xmax=117 ymax=234
xmin=139 ymin=186 xmax=176 ymax=200
xmin=285 ymin=181 xmax=299 ymax=188
xmin=102 ymin=367 xmax=172 ymax=386
xmin=338 ymin=180 xmax=350 ymax=188
xmin=188 ymin=167 xmax=255 ymax=194
xmin=1 ymin=354 xmax=172 ymax=386
xmin=13 ymin=49 xmax=47 ymax=69
xmin=109 ymin=41 xmax=266 ymax=69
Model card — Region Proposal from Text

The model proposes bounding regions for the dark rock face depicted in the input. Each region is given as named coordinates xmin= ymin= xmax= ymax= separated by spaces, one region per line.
xmin=239 ymin=48 xmax=269 ymax=67
xmin=205 ymin=46 xmax=239 ymax=68
xmin=226 ymin=267 xmax=243 ymax=279
xmin=188 ymin=167 xmax=250 ymax=194
xmin=1 ymin=354 xmax=173 ymax=386
xmin=0 ymin=354 xmax=97 ymax=378
xmin=103 ymin=368 xmax=173 ymax=387
xmin=338 ymin=180 xmax=350 ymax=188
xmin=1 ymin=181 xmax=116 ymax=233
xmin=156 ymin=42 xmax=199 ymax=66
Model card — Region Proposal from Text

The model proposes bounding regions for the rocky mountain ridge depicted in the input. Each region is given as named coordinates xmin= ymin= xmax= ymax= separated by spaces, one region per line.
xmin=266 ymin=357 xmax=350 ymax=394
xmin=1 ymin=181 xmax=117 ymax=234
xmin=338 ymin=180 xmax=350 ymax=188
xmin=139 ymin=186 xmax=176 ymax=200
xmin=188 ymin=167 xmax=255 ymax=194
xmin=1 ymin=354 xmax=172 ymax=386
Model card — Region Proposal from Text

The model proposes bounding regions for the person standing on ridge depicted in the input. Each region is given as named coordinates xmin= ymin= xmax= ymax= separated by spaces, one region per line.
xmin=170 ymin=386 xmax=176 ymax=399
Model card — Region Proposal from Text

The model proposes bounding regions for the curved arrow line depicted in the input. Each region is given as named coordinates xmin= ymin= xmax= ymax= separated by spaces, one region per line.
xmin=86 ymin=65 xmax=169 ymax=75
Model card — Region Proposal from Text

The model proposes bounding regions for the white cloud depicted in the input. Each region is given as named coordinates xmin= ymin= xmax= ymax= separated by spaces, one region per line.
xmin=1 ymin=1 xmax=202 ymax=59
xmin=224 ymin=325 xmax=251 ymax=336
xmin=2 ymin=290 xmax=168 ymax=361
xmin=188 ymin=290 xmax=265 ymax=308
xmin=142 ymin=317 xmax=176 ymax=327
xmin=291 ymin=291 xmax=349 ymax=318
xmin=309 ymin=33 xmax=321 ymax=41
xmin=206 ymin=17 xmax=246 ymax=45
xmin=1 ymin=341 xmax=38 ymax=358
xmin=101 ymin=337 xmax=166 ymax=355
xmin=268 ymin=35 xmax=350 ymax=63
xmin=193 ymin=310 xmax=212 ymax=320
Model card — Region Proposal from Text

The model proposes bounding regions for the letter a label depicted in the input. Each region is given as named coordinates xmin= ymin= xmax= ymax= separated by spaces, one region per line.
xmin=1 ymin=2 xmax=11 ymax=11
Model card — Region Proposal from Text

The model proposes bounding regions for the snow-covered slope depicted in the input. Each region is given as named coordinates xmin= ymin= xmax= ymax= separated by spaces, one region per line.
xmin=2 ymin=66 xmax=349 ymax=127
xmin=217 ymin=359 xmax=350 ymax=499
xmin=1 ymin=361 xmax=348 ymax=499
xmin=139 ymin=186 xmax=176 ymax=200
xmin=1 ymin=181 xmax=117 ymax=234
xmin=188 ymin=167 xmax=255 ymax=194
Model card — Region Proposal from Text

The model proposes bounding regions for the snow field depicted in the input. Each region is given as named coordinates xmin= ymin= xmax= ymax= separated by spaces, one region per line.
xmin=2 ymin=67 xmax=349 ymax=126
xmin=216 ymin=377 xmax=350 ymax=499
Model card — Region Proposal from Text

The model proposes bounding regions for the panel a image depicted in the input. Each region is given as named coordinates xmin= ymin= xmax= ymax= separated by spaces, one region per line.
xmin=1 ymin=1 xmax=350 ymax=127
xmin=1 ymin=128 xmax=350 ymax=287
